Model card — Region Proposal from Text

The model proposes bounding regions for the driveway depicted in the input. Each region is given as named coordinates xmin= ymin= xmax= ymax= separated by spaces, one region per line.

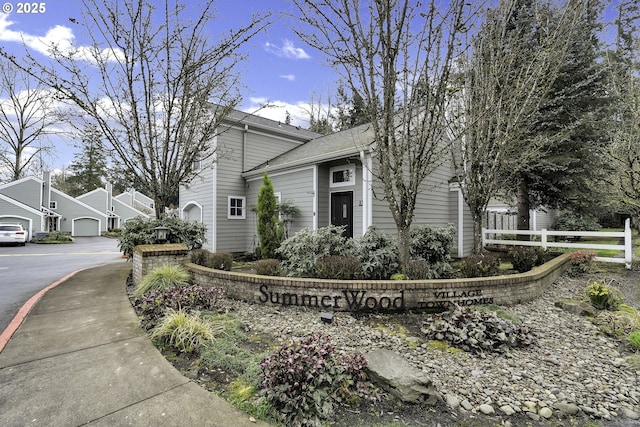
xmin=0 ymin=237 xmax=125 ymax=334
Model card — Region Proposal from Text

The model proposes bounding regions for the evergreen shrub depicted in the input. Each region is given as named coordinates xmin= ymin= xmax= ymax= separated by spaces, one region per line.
xmin=276 ymin=225 xmax=356 ymax=277
xmin=410 ymin=224 xmax=455 ymax=264
xmin=254 ymin=259 xmax=282 ymax=276
xmin=316 ymin=255 xmax=361 ymax=279
xmin=208 ymin=252 xmax=233 ymax=271
xmin=357 ymin=226 xmax=399 ymax=279
xmin=459 ymin=253 xmax=500 ymax=278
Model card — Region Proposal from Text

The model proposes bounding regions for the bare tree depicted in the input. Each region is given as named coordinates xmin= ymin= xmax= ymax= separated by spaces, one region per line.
xmin=449 ymin=0 xmax=584 ymax=252
xmin=0 ymin=60 xmax=58 ymax=182
xmin=292 ymin=0 xmax=477 ymax=269
xmin=1 ymin=0 xmax=270 ymax=217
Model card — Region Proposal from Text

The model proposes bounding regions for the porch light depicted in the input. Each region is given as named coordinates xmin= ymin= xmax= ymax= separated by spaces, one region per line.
xmin=153 ymin=226 xmax=170 ymax=243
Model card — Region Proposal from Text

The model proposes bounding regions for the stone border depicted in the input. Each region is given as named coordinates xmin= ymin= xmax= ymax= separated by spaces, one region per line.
xmin=186 ymin=252 xmax=571 ymax=312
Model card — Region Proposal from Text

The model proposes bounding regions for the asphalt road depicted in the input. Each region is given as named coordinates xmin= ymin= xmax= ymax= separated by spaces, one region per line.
xmin=0 ymin=237 xmax=126 ymax=334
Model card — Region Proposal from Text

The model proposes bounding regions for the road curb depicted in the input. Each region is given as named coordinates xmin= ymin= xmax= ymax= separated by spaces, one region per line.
xmin=0 ymin=266 xmax=96 ymax=353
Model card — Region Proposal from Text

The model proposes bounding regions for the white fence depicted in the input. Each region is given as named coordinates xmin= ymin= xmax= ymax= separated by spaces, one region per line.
xmin=482 ymin=218 xmax=633 ymax=269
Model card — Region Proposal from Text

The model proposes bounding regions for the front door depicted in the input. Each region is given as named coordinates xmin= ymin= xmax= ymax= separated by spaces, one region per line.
xmin=330 ymin=191 xmax=353 ymax=238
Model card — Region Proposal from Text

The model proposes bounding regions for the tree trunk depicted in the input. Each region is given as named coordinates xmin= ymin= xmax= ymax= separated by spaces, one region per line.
xmin=516 ymin=179 xmax=530 ymax=241
xmin=472 ymin=213 xmax=484 ymax=253
xmin=397 ymin=225 xmax=411 ymax=274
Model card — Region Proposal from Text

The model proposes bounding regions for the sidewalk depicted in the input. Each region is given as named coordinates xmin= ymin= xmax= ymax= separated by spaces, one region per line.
xmin=0 ymin=263 xmax=269 ymax=427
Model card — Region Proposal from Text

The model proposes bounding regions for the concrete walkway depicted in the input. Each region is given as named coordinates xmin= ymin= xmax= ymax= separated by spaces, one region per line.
xmin=0 ymin=263 xmax=269 ymax=426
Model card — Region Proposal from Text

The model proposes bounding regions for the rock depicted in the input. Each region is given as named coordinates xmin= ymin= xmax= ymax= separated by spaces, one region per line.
xmin=479 ymin=404 xmax=495 ymax=415
xmin=554 ymin=300 xmax=598 ymax=317
xmin=621 ymin=407 xmax=640 ymax=420
xmin=445 ymin=394 xmax=460 ymax=409
xmin=364 ymin=349 xmax=442 ymax=404
xmin=554 ymin=402 xmax=580 ymax=415
xmin=539 ymin=407 xmax=553 ymax=419
xmin=461 ymin=399 xmax=473 ymax=411
xmin=499 ymin=405 xmax=515 ymax=415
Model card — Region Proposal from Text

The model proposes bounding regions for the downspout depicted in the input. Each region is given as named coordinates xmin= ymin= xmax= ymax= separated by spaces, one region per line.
xmin=359 ymin=150 xmax=372 ymax=235
xmin=242 ymin=124 xmax=248 ymax=172
xmin=312 ymin=165 xmax=318 ymax=230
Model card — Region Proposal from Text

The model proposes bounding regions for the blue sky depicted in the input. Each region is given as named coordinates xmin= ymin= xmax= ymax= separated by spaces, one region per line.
xmin=0 ymin=0 xmax=626 ymax=172
xmin=0 ymin=0 xmax=337 ymax=171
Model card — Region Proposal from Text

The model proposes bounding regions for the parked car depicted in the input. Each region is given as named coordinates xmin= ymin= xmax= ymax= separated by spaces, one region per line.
xmin=0 ymin=223 xmax=27 ymax=246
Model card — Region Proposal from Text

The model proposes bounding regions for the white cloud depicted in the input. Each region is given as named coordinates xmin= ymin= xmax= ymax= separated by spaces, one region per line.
xmin=264 ymin=39 xmax=310 ymax=60
xmin=243 ymin=97 xmax=312 ymax=128
xmin=0 ymin=13 xmax=123 ymax=63
xmin=280 ymin=74 xmax=296 ymax=81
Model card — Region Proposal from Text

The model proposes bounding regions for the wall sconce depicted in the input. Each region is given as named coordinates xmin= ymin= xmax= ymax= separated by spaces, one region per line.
xmin=358 ymin=200 xmax=363 ymax=207
xmin=153 ymin=226 xmax=170 ymax=243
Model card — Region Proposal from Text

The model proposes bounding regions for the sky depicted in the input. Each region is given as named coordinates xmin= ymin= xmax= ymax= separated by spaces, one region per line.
xmin=0 ymin=0 xmax=626 ymax=173
xmin=0 ymin=0 xmax=338 ymax=171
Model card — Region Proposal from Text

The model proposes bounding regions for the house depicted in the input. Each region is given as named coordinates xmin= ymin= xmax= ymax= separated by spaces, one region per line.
xmin=485 ymin=197 xmax=558 ymax=231
xmin=76 ymin=183 xmax=152 ymax=230
xmin=114 ymin=189 xmax=155 ymax=216
xmin=180 ymin=113 xmax=475 ymax=257
xmin=0 ymin=172 xmax=109 ymax=237
xmin=180 ymin=110 xmax=322 ymax=253
xmin=0 ymin=172 xmax=154 ymax=239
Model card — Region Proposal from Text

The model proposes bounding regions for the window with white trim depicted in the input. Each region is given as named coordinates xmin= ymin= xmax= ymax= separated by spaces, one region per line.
xmin=228 ymin=196 xmax=246 ymax=219
xmin=329 ymin=165 xmax=356 ymax=187
xmin=49 ymin=201 xmax=57 ymax=209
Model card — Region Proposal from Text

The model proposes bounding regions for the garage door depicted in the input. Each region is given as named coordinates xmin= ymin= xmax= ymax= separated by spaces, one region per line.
xmin=0 ymin=216 xmax=32 ymax=239
xmin=73 ymin=218 xmax=100 ymax=236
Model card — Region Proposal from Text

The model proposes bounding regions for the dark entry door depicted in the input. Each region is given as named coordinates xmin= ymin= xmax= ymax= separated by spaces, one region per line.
xmin=330 ymin=191 xmax=353 ymax=238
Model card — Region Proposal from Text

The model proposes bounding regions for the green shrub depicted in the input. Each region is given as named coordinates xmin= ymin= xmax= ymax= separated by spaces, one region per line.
xmin=118 ymin=216 xmax=207 ymax=258
xmin=200 ymin=315 xmax=268 ymax=386
xmin=316 ymin=256 xmax=361 ymax=279
xmin=190 ymin=249 xmax=211 ymax=267
xmin=591 ymin=305 xmax=640 ymax=338
xmin=276 ymin=225 xmax=356 ymax=277
xmin=133 ymin=264 xmax=191 ymax=298
xmin=133 ymin=284 xmax=224 ymax=330
xmin=552 ymin=211 xmax=601 ymax=232
xmin=586 ymin=281 xmax=624 ymax=311
xmin=568 ymin=250 xmax=597 ymax=276
xmin=37 ymin=231 xmax=73 ymax=243
xmin=357 ymin=226 xmax=399 ymax=279
xmin=259 ymin=334 xmax=367 ymax=426
xmin=508 ymin=247 xmax=546 ymax=273
xmin=150 ymin=309 xmax=224 ymax=353
xmin=208 ymin=252 xmax=233 ymax=271
xmin=404 ymin=259 xmax=453 ymax=280
xmin=410 ymin=224 xmax=455 ymax=264
xmin=421 ymin=305 xmax=535 ymax=354
xmin=627 ymin=331 xmax=640 ymax=352
xmin=257 ymin=172 xmax=284 ymax=259
xmin=459 ymin=253 xmax=500 ymax=278
xmin=253 ymin=259 xmax=282 ymax=276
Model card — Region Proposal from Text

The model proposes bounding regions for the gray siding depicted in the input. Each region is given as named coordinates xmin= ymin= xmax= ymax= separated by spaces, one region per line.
xmin=0 ymin=179 xmax=41 ymax=209
xmin=181 ymin=165 xmax=216 ymax=252
xmin=243 ymin=128 xmax=303 ymax=171
xmin=216 ymin=128 xmax=250 ymax=253
xmin=245 ymin=167 xmax=316 ymax=251
xmin=51 ymin=190 xmax=108 ymax=235
xmin=77 ymin=190 xmax=107 ymax=213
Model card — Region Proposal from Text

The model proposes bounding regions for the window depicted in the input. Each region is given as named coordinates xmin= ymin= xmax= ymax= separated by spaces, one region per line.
xmin=329 ymin=165 xmax=356 ymax=187
xmin=49 ymin=201 xmax=57 ymax=209
xmin=228 ymin=196 xmax=246 ymax=219
xmin=192 ymin=155 xmax=202 ymax=172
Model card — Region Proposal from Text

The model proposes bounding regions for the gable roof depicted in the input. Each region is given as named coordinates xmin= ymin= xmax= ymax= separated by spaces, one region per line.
xmin=0 ymin=193 xmax=45 ymax=216
xmin=243 ymin=122 xmax=375 ymax=177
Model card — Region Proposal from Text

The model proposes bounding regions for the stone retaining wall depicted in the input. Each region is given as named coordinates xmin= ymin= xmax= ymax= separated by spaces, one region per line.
xmin=185 ymin=252 xmax=571 ymax=312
